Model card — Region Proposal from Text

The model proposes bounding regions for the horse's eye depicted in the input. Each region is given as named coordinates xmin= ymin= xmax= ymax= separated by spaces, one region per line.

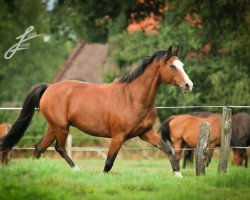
xmin=170 ymin=64 xmax=176 ymax=69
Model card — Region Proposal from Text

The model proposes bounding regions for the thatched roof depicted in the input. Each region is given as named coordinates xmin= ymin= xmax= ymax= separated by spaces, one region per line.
xmin=54 ymin=43 xmax=108 ymax=83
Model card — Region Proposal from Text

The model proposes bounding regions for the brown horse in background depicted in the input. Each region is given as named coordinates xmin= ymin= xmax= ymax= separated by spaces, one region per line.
xmin=0 ymin=46 xmax=193 ymax=177
xmin=182 ymin=111 xmax=214 ymax=168
xmin=231 ymin=112 xmax=250 ymax=167
xmin=160 ymin=114 xmax=222 ymax=167
xmin=0 ymin=124 xmax=11 ymax=164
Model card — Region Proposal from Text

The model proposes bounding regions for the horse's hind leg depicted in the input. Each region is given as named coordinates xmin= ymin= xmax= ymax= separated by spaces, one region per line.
xmin=245 ymin=155 xmax=248 ymax=168
xmin=206 ymin=148 xmax=215 ymax=167
xmin=183 ymin=149 xmax=191 ymax=169
xmin=183 ymin=149 xmax=194 ymax=168
xmin=54 ymin=127 xmax=78 ymax=170
xmin=34 ymin=126 xmax=56 ymax=158
xmin=139 ymin=130 xmax=182 ymax=177
xmin=242 ymin=149 xmax=248 ymax=167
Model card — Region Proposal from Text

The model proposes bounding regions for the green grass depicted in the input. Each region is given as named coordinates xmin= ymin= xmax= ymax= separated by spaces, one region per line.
xmin=0 ymin=158 xmax=249 ymax=200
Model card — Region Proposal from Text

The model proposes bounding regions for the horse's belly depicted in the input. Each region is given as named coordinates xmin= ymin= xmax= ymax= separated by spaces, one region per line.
xmin=70 ymin=113 xmax=111 ymax=138
xmin=184 ymin=135 xmax=198 ymax=147
xmin=80 ymin=128 xmax=111 ymax=138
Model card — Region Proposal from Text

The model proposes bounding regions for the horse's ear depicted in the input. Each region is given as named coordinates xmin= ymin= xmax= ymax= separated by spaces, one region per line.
xmin=167 ymin=45 xmax=172 ymax=56
xmin=172 ymin=45 xmax=180 ymax=56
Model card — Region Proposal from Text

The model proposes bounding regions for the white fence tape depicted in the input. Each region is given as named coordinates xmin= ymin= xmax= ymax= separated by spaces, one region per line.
xmin=2 ymin=106 xmax=250 ymax=153
xmin=12 ymin=146 xmax=250 ymax=151
xmin=1 ymin=105 xmax=250 ymax=110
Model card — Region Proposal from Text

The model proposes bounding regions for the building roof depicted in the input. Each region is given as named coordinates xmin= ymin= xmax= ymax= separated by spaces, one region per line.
xmin=54 ymin=43 xmax=109 ymax=83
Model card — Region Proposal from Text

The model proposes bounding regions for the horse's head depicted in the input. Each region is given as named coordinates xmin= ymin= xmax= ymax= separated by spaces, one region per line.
xmin=232 ymin=149 xmax=247 ymax=166
xmin=160 ymin=46 xmax=193 ymax=93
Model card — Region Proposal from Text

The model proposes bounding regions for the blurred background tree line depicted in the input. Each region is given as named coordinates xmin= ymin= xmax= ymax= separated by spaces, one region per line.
xmin=0 ymin=0 xmax=249 ymax=126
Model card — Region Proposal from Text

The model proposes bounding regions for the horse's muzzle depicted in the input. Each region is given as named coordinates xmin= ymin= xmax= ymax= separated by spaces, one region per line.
xmin=180 ymin=83 xmax=193 ymax=94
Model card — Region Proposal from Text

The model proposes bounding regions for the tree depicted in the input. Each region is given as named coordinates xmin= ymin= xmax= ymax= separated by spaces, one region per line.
xmin=107 ymin=0 xmax=250 ymax=120
xmin=0 ymin=0 xmax=72 ymax=104
xmin=51 ymin=0 xmax=166 ymax=42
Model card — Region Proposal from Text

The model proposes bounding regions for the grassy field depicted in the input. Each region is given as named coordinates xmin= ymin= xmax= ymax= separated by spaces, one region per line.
xmin=0 ymin=158 xmax=249 ymax=200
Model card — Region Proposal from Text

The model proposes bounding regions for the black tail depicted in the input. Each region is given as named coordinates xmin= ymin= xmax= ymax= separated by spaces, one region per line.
xmin=159 ymin=116 xmax=174 ymax=144
xmin=0 ymin=84 xmax=48 ymax=151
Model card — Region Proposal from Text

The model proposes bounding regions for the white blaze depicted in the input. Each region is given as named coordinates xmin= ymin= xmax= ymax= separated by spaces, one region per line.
xmin=173 ymin=59 xmax=193 ymax=90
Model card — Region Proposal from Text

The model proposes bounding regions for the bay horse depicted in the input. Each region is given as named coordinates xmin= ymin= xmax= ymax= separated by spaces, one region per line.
xmin=231 ymin=112 xmax=250 ymax=167
xmin=0 ymin=46 xmax=193 ymax=177
xmin=182 ymin=111 xmax=214 ymax=168
xmin=0 ymin=123 xmax=11 ymax=164
xmin=160 ymin=113 xmax=222 ymax=168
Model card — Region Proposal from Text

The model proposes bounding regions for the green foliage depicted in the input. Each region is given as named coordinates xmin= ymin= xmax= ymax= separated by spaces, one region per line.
xmin=0 ymin=0 xmax=73 ymax=104
xmin=107 ymin=0 xmax=250 ymax=120
xmin=108 ymin=22 xmax=206 ymax=119
xmin=0 ymin=0 xmax=249 ymax=144
xmin=0 ymin=111 xmax=47 ymax=147
xmin=51 ymin=0 xmax=166 ymax=43
xmin=108 ymin=12 xmax=127 ymax=36
xmin=51 ymin=0 xmax=127 ymax=43
xmin=0 ymin=0 xmax=75 ymax=146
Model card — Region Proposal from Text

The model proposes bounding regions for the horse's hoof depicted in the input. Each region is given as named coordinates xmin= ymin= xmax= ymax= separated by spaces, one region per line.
xmin=174 ymin=171 xmax=183 ymax=178
xmin=72 ymin=166 xmax=80 ymax=172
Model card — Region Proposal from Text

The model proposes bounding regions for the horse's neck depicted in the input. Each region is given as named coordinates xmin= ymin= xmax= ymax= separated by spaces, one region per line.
xmin=128 ymin=62 xmax=161 ymax=108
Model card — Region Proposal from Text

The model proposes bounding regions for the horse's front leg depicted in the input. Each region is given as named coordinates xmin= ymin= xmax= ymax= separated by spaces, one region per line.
xmin=139 ymin=129 xmax=182 ymax=177
xmin=104 ymin=135 xmax=125 ymax=173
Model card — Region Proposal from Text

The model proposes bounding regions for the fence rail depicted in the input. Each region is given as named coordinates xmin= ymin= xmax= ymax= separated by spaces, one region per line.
xmin=2 ymin=106 xmax=250 ymax=168
xmin=12 ymin=146 xmax=250 ymax=151
xmin=2 ymin=105 xmax=250 ymax=153
xmin=156 ymin=105 xmax=250 ymax=109
xmin=1 ymin=105 xmax=250 ymax=110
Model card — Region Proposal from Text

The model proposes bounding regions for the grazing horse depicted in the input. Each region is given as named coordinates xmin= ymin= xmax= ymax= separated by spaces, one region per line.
xmin=0 ymin=124 xmax=11 ymax=164
xmin=231 ymin=112 xmax=250 ymax=167
xmin=160 ymin=114 xmax=222 ymax=167
xmin=0 ymin=46 xmax=193 ymax=177
xmin=182 ymin=112 xmax=214 ymax=168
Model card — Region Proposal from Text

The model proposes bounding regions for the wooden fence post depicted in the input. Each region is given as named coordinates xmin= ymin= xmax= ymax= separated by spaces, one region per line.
xmin=67 ymin=134 xmax=73 ymax=159
xmin=218 ymin=107 xmax=232 ymax=174
xmin=195 ymin=122 xmax=211 ymax=176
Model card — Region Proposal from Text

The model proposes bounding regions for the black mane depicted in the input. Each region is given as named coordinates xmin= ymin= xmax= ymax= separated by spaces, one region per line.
xmin=118 ymin=50 xmax=171 ymax=83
